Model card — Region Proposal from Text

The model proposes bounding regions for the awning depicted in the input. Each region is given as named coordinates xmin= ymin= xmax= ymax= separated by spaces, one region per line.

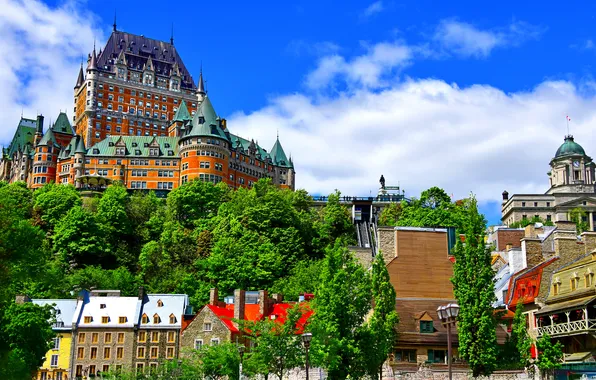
xmin=565 ymin=352 xmax=594 ymax=363
xmin=536 ymin=296 xmax=596 ymax=316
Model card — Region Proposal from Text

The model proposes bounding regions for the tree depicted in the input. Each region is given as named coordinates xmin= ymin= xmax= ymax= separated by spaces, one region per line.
xmin=397 ymin=187 xmax=467 ymax=230
xmin=167 ymin=180 xmax=229 ymax=228
xmin=310 ymin=242 xmax=372 ymax=379
xmin=511 ymin=304 xmax=532 ymax=369
xmin=378 ymin=202 xmax=402 ymax=226
xmin=365 ymin=254 xmax=399 ymax=379
xmin=535 ymin=334 xmax=563 ymax=379
xmin=32 ymin=183 xmax=81 ymax=230
xmin=318 ymin=190 xmax=355 ymax=246
xmin=97 ymin=184 xmax=134 ymax=268
xmin=270 ymin=260 xmax=321 ymax=301
xmin=0 ymin=181 xmax=33 ymax=220
xmin=195 ymin=343 xmax=240 ymax=380
xmin=0 ymin=302 xmax=55 ymax=379
xmin=242 ymin=304 xmax=307 ymax=380
xmin=451 ymin=196 xmax=497 ymax=377
xmin=510 ymin=216 xmax=554 ymax=228
xmin=569 ymin=207 xmax=589 ymax=234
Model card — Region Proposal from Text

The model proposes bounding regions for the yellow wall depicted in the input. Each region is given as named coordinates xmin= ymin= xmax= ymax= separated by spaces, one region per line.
xmin=36 ymin=332 xmax=72 ymax=379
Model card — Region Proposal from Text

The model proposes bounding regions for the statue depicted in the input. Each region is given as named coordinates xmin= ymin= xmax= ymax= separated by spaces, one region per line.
xmin=379 ymin=174 xmax=386 ymax=189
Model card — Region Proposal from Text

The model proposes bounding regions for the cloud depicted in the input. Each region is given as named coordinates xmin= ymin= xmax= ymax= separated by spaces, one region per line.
xmin=362 ymin=1 xmax=384 ymax=18
xmin=305 ymin=41 xmax=413 ymax=90
xmin=0 ymin=0 xmax=102 ymax=144
xmin=433 ymin=20 xmax=544 ymax=58
xmin=230 ymin=79 xmax=595 ymax=211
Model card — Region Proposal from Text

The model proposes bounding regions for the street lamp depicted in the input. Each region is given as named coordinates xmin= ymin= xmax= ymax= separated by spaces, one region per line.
xmin=238 ymin=345 xmax=245 ymax=380
xmin=437 ymin=303 xmax=459 ymax=380
xmin=301 ymin=332 xmax=313 ymax=380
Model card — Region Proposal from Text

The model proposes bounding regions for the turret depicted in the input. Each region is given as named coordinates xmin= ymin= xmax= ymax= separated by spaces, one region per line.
xmin=74 ymin=63 xmax=85 ymax=89
xmin=197 ymin=68 xmax=206 ymax=102
xmin=34 ymin=115 xmax=44 ymax=145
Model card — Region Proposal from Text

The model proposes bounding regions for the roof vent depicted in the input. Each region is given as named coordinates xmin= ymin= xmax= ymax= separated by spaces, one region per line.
xmin=100 ymin=304 xmax=106 ymax=309
xmin=144 ymin=143 xmax=149 ymax=147
xmin=108 ymin=142 xmax=114 ymax=147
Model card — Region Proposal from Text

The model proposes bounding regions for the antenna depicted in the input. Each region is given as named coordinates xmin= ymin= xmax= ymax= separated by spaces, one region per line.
xmin=566 ymin=115 xmax=571 ymax=135
xmin=170 ymin=23 xmax=174 ymax=45
xmin=113 ymin=10 xmax=117 ymax=32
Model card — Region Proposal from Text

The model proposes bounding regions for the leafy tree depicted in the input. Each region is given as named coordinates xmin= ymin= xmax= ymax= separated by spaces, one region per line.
xmin=535 ymin=334 xmax=563 ymax=379
xmin=509 ymin=216 xmax=554 ymax=228
xmin=53 ymin=206 xmax=109 ymax=268
xmin=270 ymin=260 xmax=321 ymax=301
xmin=32 ymin=183 xmax=81 ymax=230
xmin=0 ymin=181 xmax=33 ymax=220
xmin=167 ymin=180 xmax=229 ymax=228
xmin=195 ymin=343 xmax=240 ymax=380
xmin=378 ymin=202 xmax=402 ymax=226
xmin=318 ymin=190 xmax=355 ymax=246
xmin=65 ymin=266 xmax=139 ymax=296
xmin=310 ymin=242 xmax=372 ymax=379
xmin=242 ymin=304 xmax=307 ymax=380
xmin=0 ymin=302 xmax=55 ymax=379
xmin=138 ymin=241 xmax=171 ymax=283
xmin=451 ymin=196 xmax=497 ymax=377
xmin=511 ymin=304 xmax=532 ymax=369
xmin=569 ymin=207 xmax=589 ymax=233
xmin=365 ymin=254 xmax=399 ymax=379
xmin=397 ymin=187 xmax=467 ymax=229
xmin=97 ymin=184 xmax=134 ymax=268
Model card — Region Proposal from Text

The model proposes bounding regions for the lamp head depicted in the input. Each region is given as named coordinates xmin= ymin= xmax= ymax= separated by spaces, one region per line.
xmin=301 ymin=332 xmax=313 ymax=344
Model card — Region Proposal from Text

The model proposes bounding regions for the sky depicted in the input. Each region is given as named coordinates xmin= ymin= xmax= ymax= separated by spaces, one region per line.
xmin=3 ymin=0 xmax=596 ymax=225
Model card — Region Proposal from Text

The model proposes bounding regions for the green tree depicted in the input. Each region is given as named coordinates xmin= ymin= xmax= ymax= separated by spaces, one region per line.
xmin=65 ymin=266 xmax=139 ymax=296
xmin=270 ymin=260 xmax=321 ymax=301
xmin=397 ymin=187 xmax=468 ymax=230
xmin=569 ymin=207 xmax=589 ymax=233
xmin=318 ymin=190 xmax=355 ymax=246
xmin=310 ymin=242 xmax=372 ymax=379
xmin=511 ymin=305 xmax=532 ymax=369
xmin=195 ymin=343 xmax=240 ymax=380
xmin=0 ymin=302 xmax=55 ymax=379
xmin=167 ymin=180 xmax=229 ymax=228
xmin=32 ymin=183 xmax=81 ymax=230
xmin=378 ymin=202 xmax=402 ymax=226
xmin=536 ymin=334 xmax=563 ymax=379
xmin=509 ymin=216 xmax=554 ymax=228
xmin=0 ymin=181 xmax=33 ymax=220
xmin=53 ymin=206 xmax=109 ymax=268
xmin=97 ymin=184 xmax=134 ymax=268
xmin=451 ymin=196 xmax=497 ymax=377
xmin=242 ymin=304 xmax=307 ymax=380
xmin=365 ymin=254 xmax=399 ymax=379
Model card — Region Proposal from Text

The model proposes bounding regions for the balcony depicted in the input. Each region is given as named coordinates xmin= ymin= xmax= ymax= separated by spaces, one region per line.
xmin=537 ymin=319 xmax=596 ymax=337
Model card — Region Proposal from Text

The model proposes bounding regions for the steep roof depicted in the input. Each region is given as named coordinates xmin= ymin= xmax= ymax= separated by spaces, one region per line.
xmin=87 ymin=136 xmax=179 ymax=157
xmin=7 ymin=118 xmax=36 ymax=157
xmin=183 ymin=96 xmax=228 ymax=140
xmin=51 ymin=112 xmax=74 ymax=135
xmin=139 ymin=294 xmax=189 ymax=329
xmin=59 ymin=135 xmax=86 ymax=159
xmin=77 ymin=295 xmax=141 ymax=328
xmin=95 ymin=30 xmax=196 ymax=90
xmin=31 ymin=299 xmax=79 ymax=331
xmin=75 ymin=63 xmax=85 ymax=89
xmin=38 ymin=128 xmax=58 ymax=147
xmin=171 ymin=100 xmax=192 ymax=123
xmin=270 ymin=137 xmax=292 ymax=168
xmin=506 ymin=257 xmax=559 ymax=307
xmin=228 ymin=133 xmax=271 ymax=160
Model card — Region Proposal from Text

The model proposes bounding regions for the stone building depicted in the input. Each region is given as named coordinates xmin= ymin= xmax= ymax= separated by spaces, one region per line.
xmin=502 ymin=135 xmax=596 ymax=228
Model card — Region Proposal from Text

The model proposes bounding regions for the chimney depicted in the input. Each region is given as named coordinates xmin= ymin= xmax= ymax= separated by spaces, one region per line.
xmin=36 ymin=115 xmax=44 ymax=135
xmin=271 ymin=293 xmax=283 ymax=303
xmin=138 ymin=286 xmax=146 ymax=300
xmin=209 ymin=288 xmax=219 ymax=306
xmin=233 ymin=289 xmax=245 ymax=327
xmin=554 ymin=222 xmax=583 ymax=266
xmin=524 ymin=224 xmax=537 ymax=238
xmin=502 ymin=190 xmax=509 ymax=202
xmin=582 ymin=232 xmax=596 ymax=254
xmin=15 ymin=294 xmax=31 ymax=304
xmin=521 ymin=236 xmax=542 ymax=268
xmin=258 ymin=290 xmax=269 ymax=317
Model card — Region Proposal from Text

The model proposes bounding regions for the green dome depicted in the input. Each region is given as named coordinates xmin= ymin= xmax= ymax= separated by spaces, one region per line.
xmin=555 ymin=135 xmax=585 ymax=158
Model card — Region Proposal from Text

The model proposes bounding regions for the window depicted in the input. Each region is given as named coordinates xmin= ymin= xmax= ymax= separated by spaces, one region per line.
xmin=77 ymin=347 xmax=84 ymax=359
xmin=105 ymin=333 xmax=112 ymax=343
xmin=194 ymin=339 xmax=203 ymax=350
xmin=89 ymin=365 xmax=96 ymax=376
xmin=522 ymin=214 xmax=527 ymax=220
xmin=204 ymin=322 xmax=212 ymax=331
xmin=138 ymin=331 xmax=147 ymax=342
xmin=547 ymin=202 xmax=551 ymax=207
xmin=50 ymin=354 xmax=59 ymax=367
xmin=169 ymin=315 xmax=177 ymax=324
xmin=103 ymin=365 xmax=110 ymax=373
xmin=427 ymin=349 xmax=447 ymax=364
xmin=119 ymin=316 xmax=127 ymax=324
xmin=153 ymin=314 xmax=161 ymax=324
xmin=571 ymin=276 xmax=579 ymax=291
xmin=547 ymin=215 xmax=552 ymax=221
xmin=151 ymin=331 xmax=159 ymax=342
xmin=136 ymin=363 xmax=144 ymax=374
xmin=90 ymin=347 xmax=97 ymax=359
xmin=553 ymin=283 xmax=560 ymax=295
xmin=40 ymin=373 xmax=47 ymax=380
xmin=534 ymin=202 xmax=538 ymax=207
xmin=137 ymin=347 xmax=146 ymax=358
xmin=78 ymin=333 xmax=85 ymax=343
xmin=150 ymin=346 xmax=158 ymax=358
xmin=420 ymin=321 xmax=434 ymax=333
xmin=168 ymin=331 xmax=176 ymax=342
xmin=76 ymin=365 xmax=83 ymax=377
xmin=104 ymin=347 xmax=111 ymax=359
xmin=102 ymin=316 xmax=109 ymax=324
xmin=522 ymin=202 xmax=526 ymax=207
xmin=211 ymin=338 xmax=220 ymax=345
xmin=395 ymin=349 xmax=417 ymax=363
xmin=84 ymin=316 xmax=92 ymax=323
xmin=52 ymin=337 xmax=60 ymax=350
xmin=142 ymin=314 xmax=149 ymax=324
xmin=167 ymin=347 xmax=174 ymax=358
xmin=586 ymin=272 xmax=594 ymax=287
xmin=117 ymin=347 xmax=124 ymax=359
xmin=92 ymin=333 xmax=98 ymax=343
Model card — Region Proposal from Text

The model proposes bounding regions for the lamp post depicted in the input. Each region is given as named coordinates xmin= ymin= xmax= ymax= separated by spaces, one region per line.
xmin=301 ymin=332 xmax=312 ymax=380
xmin=238 ymin=345 xmax=245 ymax=380
xmin=437 ymin=303 xmax=460 ymax=380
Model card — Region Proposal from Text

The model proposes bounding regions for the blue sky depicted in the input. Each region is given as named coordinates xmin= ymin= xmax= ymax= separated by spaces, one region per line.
xmin=4 ymin=0 xmax=596 ymax=225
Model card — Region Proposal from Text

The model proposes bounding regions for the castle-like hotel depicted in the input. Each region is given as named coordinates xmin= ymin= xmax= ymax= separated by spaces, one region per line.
xmin=0 ymin=27 xmax=295 ymax=192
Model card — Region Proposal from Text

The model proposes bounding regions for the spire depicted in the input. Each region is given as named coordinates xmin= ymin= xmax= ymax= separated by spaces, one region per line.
xmin=270 ymin=134 xmax=290 ymax=168
xmin=116 ymin=49 xmax=127 ymax=65
xmin=88 ymin=45 xmax=97 ymax=71
xmin=144 ymin=55 xmax=154 ymax=71
xmin=197 ymin=65 xmax=205 ymax=95
xmin=75 ymin=62 xmax=85 ymax=89
xmin=170 ymin=23 xmax=174 ymax=46
xmin=113 ymin=10 xmax=117 ymax=32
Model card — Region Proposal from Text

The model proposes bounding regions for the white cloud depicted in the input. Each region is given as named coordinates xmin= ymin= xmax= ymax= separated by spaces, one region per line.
xmin=0 ymin=0 xmax=102 ymax=144
xmin=434 ymin=20 xmax=544 ymax=58
xmin=362 ymin=1 xmax=384 ymax=18
xmin=230 ymin=79 xmax=596 ymax=208
xmin=305 ymin=42 xmax=413 ymax=89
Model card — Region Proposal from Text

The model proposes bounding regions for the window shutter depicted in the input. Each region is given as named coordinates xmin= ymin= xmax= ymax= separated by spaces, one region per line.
xmin=427 ymin=349 xmax=434 ymax=362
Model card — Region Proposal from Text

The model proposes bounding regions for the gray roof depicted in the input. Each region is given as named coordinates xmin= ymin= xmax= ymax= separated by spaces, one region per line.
xmin=139 ymin=294 xmax=189 ymax=329
xmin=32 ymin=299 xmax=79 ymax=331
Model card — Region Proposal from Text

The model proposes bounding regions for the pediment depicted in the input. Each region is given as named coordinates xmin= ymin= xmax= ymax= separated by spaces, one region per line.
xmin=557 ymin=196 xmax=596 ymax=208
xmin=414 ymin=311 xmax=434 ymax=321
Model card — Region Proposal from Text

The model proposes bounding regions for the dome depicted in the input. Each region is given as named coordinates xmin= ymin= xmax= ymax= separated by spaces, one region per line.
xmin=555 ymin=135 xmax=585 ymax=158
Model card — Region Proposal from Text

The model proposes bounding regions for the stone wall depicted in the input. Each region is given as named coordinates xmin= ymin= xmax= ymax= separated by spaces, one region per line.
xmin=378 ymin=227 xmax=395 ymax=264
xmin=349 ymin=246 xmax=373 ymax=268
xmin=179 ymin=307 xmax=232 ymax=356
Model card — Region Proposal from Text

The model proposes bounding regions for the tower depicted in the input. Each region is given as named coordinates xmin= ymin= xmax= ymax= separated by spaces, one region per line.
xmin=269 ymin=135 xmax=295 ymax=190
xmin=547 ymin=135 xmax=596 ymax=194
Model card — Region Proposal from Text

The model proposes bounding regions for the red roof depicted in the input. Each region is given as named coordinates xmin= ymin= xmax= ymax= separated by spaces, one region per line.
xmin=207 ymin=302 xmax=312 ymax=333
xmin=507 ymin=257 xmax=558 ymax=308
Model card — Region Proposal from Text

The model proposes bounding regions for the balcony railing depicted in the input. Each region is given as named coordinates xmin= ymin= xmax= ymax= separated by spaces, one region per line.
xmin=536 ymin=319 xmax=596 ymax=337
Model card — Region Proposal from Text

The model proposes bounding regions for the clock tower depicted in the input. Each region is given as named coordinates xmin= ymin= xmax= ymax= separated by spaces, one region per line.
xmin=547 ymin=135 xmax=596 ymax=194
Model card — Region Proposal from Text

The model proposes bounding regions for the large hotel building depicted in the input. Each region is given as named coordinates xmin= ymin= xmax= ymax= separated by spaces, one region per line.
xmin=0 ymin=26 xmax=295 ymax=192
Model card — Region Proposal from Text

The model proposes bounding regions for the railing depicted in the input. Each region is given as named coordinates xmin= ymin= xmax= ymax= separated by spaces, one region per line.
xmin=312 ymin=195 xmax=406 ymax=203
xmin=536 ymin=319 xmax=596 ymax=337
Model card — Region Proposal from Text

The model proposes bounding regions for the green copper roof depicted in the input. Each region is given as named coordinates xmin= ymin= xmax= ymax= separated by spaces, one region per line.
xmin=75 ymin=135 xmax=87 ymax=154
xmin=87 ymin=136 xmax=179 ymax=157
xmin=59 ymin=135 xmax=86 ymax=160
xmin=38 ymin=128 xmax=58 ymax=147
xmin=51 ymin=112 xmax=74 ymax=135
xmin=555 ymin=135 xmax=586 ymax=158
xmin=172 ymin=100 xmax=192 ymax=123
xmin=183 ymin=96 xmax=228 ymax=140
xmin=228 ymin=133 xmax=271 ymax=160
xmin=7 ymin=118 xmax=36 ymax=157
xmin=270 ymin=137 xmax=291 ymax=168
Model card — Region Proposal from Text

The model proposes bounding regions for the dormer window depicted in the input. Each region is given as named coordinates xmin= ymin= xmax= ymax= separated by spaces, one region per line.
xmin=169 ymin=314 xmax=176 ymax=324
xmin=157 ymin=300 xmax=163 ymax=307
xmin=84 ymin=316 xmax=93 ymax=323
xmin=100 ymin=304 xmax=106 ymax=309
xmin=153 ymin=314 xmax=161 ymax=324
xmin=553 ymin=277 xmax=561 ymax=295
xmin=420 ymin=321 xmax=434 ymax=333
xmin=164 ymin=143 xmax=170 ymax=148
xmin=132 ymin=142 xmax=138 ymax=147
xmin=571 ymin=273 xmax=580 ymax=291
xmin=142 ymin=314 xmax=149 ymax=324
xmin=93 ymin=148 xmax=99 ymax=154
xmin=119 ymin=316 xmax=127 ymax=324
xmin=144 ymin=143 xmax=149 ymax=147
xmin=102 ymin=316 xmax=109 ymax=324
xmin=199 ymin=116 xmax=205 ymax=124
xmin=586 ymin=270 xmax=594 ymax=287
